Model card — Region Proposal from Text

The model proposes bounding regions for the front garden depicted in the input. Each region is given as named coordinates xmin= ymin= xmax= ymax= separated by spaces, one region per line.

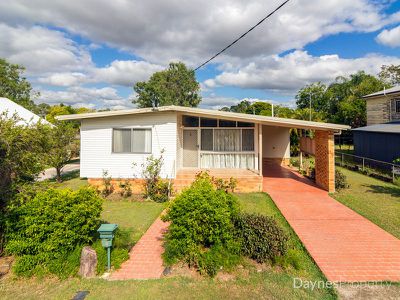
xmin=0 ymin=164 xmax=337 ymax=299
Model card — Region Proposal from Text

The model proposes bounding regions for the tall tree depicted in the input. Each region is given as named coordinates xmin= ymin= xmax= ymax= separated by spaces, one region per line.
xmin=379 ymin=64 xmax=400 ymax=86
xmin=133 ymin=62 xmax=201 ymax=108
xmin=0 ymin=58 xmax=37 ymax=110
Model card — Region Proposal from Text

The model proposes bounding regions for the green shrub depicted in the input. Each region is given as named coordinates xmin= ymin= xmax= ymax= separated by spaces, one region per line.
xmin=162 ymin=173 xmax=239 ymax=276
xmin=118 ymin=180 xmax=132 ymax=198
xmin=5 ymin=187 xmax=103 ymax=277
xmin=141 ymin=150 xmax=171 ymax=202
xmin=234 ymin=213 xmax=288 ymax=263
xmin=101 ymin=170 xmax=114 ymax=196
xmin=147 ymin=179 xmax=170 ymax=203
xmin=335 ymin=169 xmax=349 ymax=190
xmin=197 ymin=244 xmax=241 ymax=277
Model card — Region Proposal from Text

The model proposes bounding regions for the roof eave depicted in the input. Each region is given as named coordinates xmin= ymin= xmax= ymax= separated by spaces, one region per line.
xmin=56 ymin=105 xmax=350 ymax=131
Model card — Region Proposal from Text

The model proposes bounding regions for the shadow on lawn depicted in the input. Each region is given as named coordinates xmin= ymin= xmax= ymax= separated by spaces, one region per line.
xmin=363 ymin=184 xmax=400 ymax=199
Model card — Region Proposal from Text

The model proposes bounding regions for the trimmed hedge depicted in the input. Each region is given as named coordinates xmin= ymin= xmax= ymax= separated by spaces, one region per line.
xmin=234 ymin=213 xmax=288 ymax=263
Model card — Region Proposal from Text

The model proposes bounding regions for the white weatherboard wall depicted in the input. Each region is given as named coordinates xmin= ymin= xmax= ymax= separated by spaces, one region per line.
xmin=262 ymin=125 xmax=290 ymax=159
xmin=80 ymin=111 xmax=177 ymax=179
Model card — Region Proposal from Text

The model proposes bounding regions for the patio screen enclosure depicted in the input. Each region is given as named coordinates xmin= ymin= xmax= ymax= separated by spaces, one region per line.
xmin=182 ymin=115 xmax=256 ymax=169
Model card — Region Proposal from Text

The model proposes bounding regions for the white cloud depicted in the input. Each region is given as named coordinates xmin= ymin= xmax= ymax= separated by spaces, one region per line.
xmin=36 ymin=86 xmax=134 ymax=110
xmin=376 ymin=25 xmax=400 ymax=47
xmin=0 ymin=23 xmax=93 ymax=74
xmin=205 ymin=51 xmax=400 ymax=92
xmin=0 ymin=0 xmax=397 ymax=64
xmin=38 ymin=72 xmax=87 ymax=86
xmin=93 ymin=60 xmax=163 ymax=86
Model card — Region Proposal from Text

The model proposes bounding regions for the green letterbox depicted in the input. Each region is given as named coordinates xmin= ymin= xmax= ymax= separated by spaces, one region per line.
xmin=97 ymin=224 xmax=118 ymax=271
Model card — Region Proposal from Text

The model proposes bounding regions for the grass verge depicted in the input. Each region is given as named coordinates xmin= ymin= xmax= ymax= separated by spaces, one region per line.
xmin=333 ymin=167 xmax=400 ymax=239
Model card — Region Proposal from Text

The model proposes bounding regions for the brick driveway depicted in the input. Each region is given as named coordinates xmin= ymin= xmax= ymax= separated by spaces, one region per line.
xmin=263 ymin=163 xmax=400 ymax=282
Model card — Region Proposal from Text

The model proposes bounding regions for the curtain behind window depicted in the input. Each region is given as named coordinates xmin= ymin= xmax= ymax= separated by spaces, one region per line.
xmin=113 ymin=129 xmax=131 ymax=152
xmin=214 ymin=129 xmax=241 ymax=151
xmin=132 ymin=129 xmax=152 ymax=153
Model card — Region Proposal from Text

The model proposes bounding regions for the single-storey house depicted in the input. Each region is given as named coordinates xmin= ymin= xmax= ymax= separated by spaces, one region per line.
xmin=57 ymin=106 xmax=349 ymax=193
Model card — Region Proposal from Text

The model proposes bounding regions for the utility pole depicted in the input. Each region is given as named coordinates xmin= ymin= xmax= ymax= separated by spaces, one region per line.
xmin=271 ymin=103 xmax=274 ymax=117
xmin=309 ymin=93 xmax=312 ymax=121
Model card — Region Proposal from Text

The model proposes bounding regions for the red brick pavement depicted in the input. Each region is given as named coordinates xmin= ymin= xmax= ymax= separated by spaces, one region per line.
xmin=263 ymin=163 xmax=400 ymax=282
xmin=110 ymin=217 xmax=168 ymax=280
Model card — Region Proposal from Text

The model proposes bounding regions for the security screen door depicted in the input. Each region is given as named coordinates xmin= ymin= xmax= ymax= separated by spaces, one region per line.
xmin=183 ymin=129 xmax=198 ymax=167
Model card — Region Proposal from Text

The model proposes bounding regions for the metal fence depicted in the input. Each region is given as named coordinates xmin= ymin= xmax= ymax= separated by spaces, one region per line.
xmin=335 ymin=151 xmax=400 ymax=182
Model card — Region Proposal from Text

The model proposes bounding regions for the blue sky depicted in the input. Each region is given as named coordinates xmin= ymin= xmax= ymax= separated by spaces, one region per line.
xmin=0 ymin=0 xmax=399 ymax=109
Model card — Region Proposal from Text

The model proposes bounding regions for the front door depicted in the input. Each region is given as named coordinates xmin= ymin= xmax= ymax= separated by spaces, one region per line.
xmin=183 ymin=129 xmax=198 ymax=167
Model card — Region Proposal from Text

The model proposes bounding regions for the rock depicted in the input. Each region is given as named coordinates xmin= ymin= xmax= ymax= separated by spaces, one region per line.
xmin=0 ymin=256 xmax=13 ymax=277
xmin=79 ymin=246 xmax=97 ymax=278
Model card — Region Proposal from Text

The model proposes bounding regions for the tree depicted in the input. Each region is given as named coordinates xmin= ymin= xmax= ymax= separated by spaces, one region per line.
xmin=379 ymin=64 xmax=400 ymax=86
xmin=228 ymin=100 xmax=251 ymax=113
xmin=0 ymin=58 xmax=37 ymax=111
xmin=133 ymin=62 xmax=201 ymax=108
xmin=0 ymin=113 xmax=50 ymax=204
xmin=295 ymin=82 xmax=329 ymax=113
xmin=45 ymin=104 xmax=76 ymax=124
xmin=294 ymin=71 xmax=388 ymax=127
xmin=45 ymin=121 xmax=77 ymax=182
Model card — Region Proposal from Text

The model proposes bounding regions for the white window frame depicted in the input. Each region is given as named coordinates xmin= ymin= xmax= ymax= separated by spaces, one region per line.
xmin=112 ymin=128 xmax=152 ymax=154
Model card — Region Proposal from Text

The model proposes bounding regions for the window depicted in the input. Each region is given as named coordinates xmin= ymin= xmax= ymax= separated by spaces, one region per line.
xmin=183 ymin=115 xmax=199 ymax=127
xmin=113 ymin=129 xmax=131 ymax=153
xmin=396 ymin=99 xmax=400 ymax=113
xmin=113 ymin=128 xmax=152 ymax=153
xmin=200 ymin=118 xmax=218 ymax=127
xmin=201 ymin=129 xmax=213 ymax=150
xmin=200 ymin=128 xmax=254 ymax=152
xmin=214 ymin=129 xmax=241 ymax=151
xmin=219 ymin=119 xmax=237 ymax=127
xmin=237 ymin=121 xmax=254 ymax=127
xmin=242 ymin=129 xmax=255 ymax=151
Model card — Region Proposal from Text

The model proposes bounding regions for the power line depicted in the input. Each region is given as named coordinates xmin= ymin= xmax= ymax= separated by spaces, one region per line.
xmin=194 ymin=0 xmax=291 ymax=71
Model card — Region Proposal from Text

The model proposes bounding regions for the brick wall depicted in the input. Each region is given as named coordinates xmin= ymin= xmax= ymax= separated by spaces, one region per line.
xmin=315 ymin=130 xmax=335 ymax=193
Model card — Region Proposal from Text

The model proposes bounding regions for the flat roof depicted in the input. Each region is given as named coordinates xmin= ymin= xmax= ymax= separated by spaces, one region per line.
xmin=56 ymin=105 xmax=350 ymax=131
xmin=363 ymin=86 xmax=400 ymax=99
xmin=353 ymin=122 xmax=400 ymax=134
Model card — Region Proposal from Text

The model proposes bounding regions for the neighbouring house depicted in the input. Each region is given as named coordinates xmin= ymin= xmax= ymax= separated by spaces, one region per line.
xmin=364 ymin=86 xmax=400 ymax=125
xmin=352 ymin=86 xmax=400 ymax=163
xmin=0 ymin=97 xmax=50 ymax=125
xmin=353 ymin=122 xmax=400 ymax=163
xmin=57 ymin=106 xmax=349 ymax=193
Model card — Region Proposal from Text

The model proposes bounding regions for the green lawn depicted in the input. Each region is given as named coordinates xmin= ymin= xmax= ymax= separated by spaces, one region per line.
xmin=333 ymin=167 xmax=400 ymax=239
xmin=102 ymin=200 xmax=164 ymax=243
xmin=47 ymin=170 xmax=88 ymax=190
xmin=0 ymin=192 xmax=336 ymax=300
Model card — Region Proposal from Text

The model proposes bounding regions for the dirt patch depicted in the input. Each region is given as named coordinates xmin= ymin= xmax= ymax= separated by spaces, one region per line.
xmin=336 ymin=283 xmax=400 ymax=300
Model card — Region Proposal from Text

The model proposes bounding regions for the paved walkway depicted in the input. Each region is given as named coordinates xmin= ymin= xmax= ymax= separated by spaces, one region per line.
xmin=263 ymin=163 xmax=400 ymax=282
xmin=37 ymin=162 xmax=80 ymax=181
xmin=110 ymin=217 xmax=168 ymax=280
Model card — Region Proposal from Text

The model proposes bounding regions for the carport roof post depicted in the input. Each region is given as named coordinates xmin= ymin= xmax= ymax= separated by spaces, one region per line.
xmin=315 ymin=130 xmax=335 ymax=193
